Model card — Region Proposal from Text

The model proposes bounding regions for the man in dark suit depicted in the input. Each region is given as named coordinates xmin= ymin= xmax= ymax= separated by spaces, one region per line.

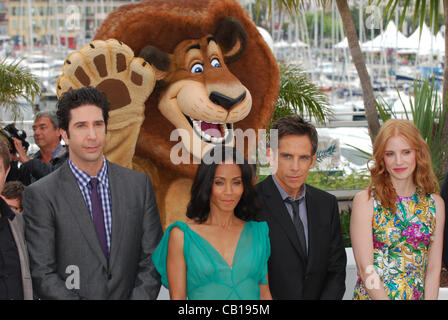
xmin=255 ymin=115 xmax=346 ymax=299
xmin=0 ymin=139 xmax=32 ymax=300
xmin=23 ymin=87 xmax=163 ymax=299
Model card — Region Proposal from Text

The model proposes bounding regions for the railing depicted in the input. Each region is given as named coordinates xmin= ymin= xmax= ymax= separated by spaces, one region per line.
xmin=315 ymin=119 xmax=369 ymax=128
xmin=313 ymin=110 xmax=411 ymax=128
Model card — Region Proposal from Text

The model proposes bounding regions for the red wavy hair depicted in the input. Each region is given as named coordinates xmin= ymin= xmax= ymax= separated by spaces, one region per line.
xmin=368 ymin=119 xmax=439 ymax=212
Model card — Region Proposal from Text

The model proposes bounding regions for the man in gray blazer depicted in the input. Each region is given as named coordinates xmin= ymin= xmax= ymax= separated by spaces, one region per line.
xmin=23 ymin=86 xmax=164 ymax=299
xmin=0 ymin=139 xmax=33 ymax=300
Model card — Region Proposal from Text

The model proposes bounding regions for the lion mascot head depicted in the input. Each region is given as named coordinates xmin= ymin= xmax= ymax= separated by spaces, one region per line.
xmin=58 ymin=0 xmax=279 ymax=227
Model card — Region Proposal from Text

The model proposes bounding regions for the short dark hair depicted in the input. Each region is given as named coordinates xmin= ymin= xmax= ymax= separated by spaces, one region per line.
xmin=0 ymin=139 xmax=11 ymax=171
xmin=2 ymin=181 xmax=25 ymax=203
xmin=186 ymin=146 xmax=259 ymax=223
xmin=271 ymin=115 xmax=318 ymax=155
xmin=56 ymin=86 xmax=109 ymax=136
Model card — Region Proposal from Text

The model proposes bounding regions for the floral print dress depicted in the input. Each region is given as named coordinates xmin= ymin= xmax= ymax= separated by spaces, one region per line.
xmin=353 ymin=190 xmax=436 ymax=300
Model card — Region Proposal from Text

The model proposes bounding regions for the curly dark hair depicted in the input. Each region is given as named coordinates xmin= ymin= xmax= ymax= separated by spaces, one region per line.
xmin=186 ymin=146 xmax=259 ymax=223
xmin=2 ymin=181 xmax=25 ymax=203
xmin=56 ymin=86 xmax=109 ymax=137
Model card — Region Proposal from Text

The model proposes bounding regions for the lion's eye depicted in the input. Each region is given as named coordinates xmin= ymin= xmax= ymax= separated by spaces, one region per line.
xmin=190 ymin=63 xmax=204 ymax=73
xmin=211 ymin=58 xmax=221 ymax=68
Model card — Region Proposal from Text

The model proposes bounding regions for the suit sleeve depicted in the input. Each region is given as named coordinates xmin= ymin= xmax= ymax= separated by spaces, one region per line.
xmin=129 ymin=175 xmax=164 ymax=300
xmin=320 ymin=196 xmax=347 ymax=300
xmin=21 ymin=158 xmax=53 ymax=180
xmin=23 ymin=185 xmax=82 ymax=300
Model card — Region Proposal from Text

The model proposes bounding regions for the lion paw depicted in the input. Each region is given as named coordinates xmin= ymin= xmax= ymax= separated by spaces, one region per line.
xmin=57 ymin=39 xmax=155 ymax=110
xmin=56 ymin=39 xmax=156 ymax=169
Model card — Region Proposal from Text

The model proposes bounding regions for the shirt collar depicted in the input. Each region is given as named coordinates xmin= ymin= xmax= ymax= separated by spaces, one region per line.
xmin=52 ymin=144 xmax=67 ymax=159
xmin=272 ymin=175 xmax=306 ymax=202
xmin=68 ymin=157 xmax=108 ymax=187
xmin=34 ymin=143 xmax=66 ymax=160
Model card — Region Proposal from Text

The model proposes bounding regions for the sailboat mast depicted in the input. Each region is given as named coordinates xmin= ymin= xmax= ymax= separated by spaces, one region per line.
xmin=26 ymin=0 xmax=33 ymax=54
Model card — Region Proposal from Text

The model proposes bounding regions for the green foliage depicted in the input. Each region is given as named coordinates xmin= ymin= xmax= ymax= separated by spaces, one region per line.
xmin=340 ymin=207 xmax=352 ymax=247
xmin=273 ymin=63 xmax=333 ymax=127
xmin=305 ymin=11 xmax=342 ymax=41
xmin=0 ymin=58 xmax=41 ymax=119
xmin=378 ymin=0 xmax=442 ymax=35
xmin=409 ymin=79 xmax=447 ymax=182
xmin=256 ymin=168 xmax=370 ymax=191
xmin=306 ymin=169 xmax=370 ymax=190
xmin=377 ymin=78 xmax=448 ymax=183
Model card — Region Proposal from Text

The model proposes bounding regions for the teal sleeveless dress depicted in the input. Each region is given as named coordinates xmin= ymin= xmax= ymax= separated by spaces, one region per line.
xmin=152 ymin=220 xmax=271 ymax=300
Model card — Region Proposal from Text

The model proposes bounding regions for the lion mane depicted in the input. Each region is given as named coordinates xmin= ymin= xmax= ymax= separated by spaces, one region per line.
xmin=87 ymin=0 xmax=280 ymax=227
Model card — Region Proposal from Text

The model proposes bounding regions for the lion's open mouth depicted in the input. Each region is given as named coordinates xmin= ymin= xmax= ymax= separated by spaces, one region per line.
xmin=187 ymin=116 xmax=231 ymax=144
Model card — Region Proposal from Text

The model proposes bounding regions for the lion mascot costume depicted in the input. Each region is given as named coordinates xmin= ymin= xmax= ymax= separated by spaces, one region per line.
xmin=56 ymin=0 xmax=279 ymax=229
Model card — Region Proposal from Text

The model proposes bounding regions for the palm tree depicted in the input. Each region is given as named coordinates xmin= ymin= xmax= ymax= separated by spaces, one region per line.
xmin=335 ymin=0 xmax=380 ymax=139
xmin=249 ymin=0 xmax=381 ymax=140
xmin=251 ymin=0 xmax=445 ymax=144
xmin=0 ymin=58 xmax=41 ymax=118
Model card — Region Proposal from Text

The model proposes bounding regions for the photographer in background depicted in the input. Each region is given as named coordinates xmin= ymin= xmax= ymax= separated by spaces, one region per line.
xmin=10 ymin=111 xmax=68 ymax=185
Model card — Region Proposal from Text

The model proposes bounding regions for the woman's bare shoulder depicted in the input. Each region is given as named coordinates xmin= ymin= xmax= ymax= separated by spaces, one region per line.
xmin=353 ymin=189 xmax=371 ymax=202
xmin=169 ymin=224 xmax=186 ymax=242
xmin=352 ymin=189 xmax=374 ymax=218
xmin=431 ymin=193 xmax=443 ymax=204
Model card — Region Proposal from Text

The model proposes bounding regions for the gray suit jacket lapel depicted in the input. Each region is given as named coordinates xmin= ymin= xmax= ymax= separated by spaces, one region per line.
xmin=107 ymin=162 xmax=127 ymax=268
xmin=60 ymin=163 xmax=108 ymax=268
xmin=9 ymin=213 xmax=33 ymax=300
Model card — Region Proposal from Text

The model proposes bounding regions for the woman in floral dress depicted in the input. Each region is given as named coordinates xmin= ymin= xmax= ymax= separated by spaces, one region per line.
xmin=351 ymin=119 xmax=445 ymax=300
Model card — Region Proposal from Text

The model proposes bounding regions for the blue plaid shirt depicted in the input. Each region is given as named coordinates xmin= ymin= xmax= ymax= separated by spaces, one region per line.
xmin=68 ymin=158 xmax=112 ymax=254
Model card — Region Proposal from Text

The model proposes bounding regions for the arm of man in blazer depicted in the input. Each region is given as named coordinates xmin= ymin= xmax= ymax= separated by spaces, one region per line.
xmin=319 ymin=196 xmax=347 ymax=300
xmin=129 ymin=175 xmax=164 ymax=299
xmin=23 ymin=186 xmax=82 ymax=300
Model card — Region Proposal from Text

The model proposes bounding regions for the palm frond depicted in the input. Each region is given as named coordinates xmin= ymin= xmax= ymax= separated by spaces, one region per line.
xmin=410 ymin=77 xmax=448 ymax=181
xmin=376 ymin=96 xmax=394 ymax=122
xmin=275 ymin=63 xmax=333 ymax=125
xmin=379 ymin=0 xmax=441 ymax=35
xmin=377 ymin=77 xmax=448 ymax=183
xmin=345 ymin=143 xmax=372 ymax=162
xmin=0 ymin=58 xmax=41 ymax=106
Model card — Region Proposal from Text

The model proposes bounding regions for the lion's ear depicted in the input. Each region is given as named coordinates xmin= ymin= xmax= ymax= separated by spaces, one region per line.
xmin=215 ymin=17 xmax=247 ymax=64
xmin=139 ymin=45 xmax=171 ymax=80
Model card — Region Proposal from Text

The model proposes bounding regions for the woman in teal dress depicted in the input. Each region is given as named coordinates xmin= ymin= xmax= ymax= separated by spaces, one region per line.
xmin=351 ymin=120 xmax=445 ymax=300
xmin=152 ymin=146 xmax=272 ymax=300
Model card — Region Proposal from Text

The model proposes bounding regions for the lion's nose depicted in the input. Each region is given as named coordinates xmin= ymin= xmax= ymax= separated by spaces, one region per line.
xmin=209 ymin=91 xmax=246 ymax=110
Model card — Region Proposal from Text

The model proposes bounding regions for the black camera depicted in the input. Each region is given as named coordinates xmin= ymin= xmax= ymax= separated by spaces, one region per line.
xmin=0 ymin=124 xmax=30 ymax=154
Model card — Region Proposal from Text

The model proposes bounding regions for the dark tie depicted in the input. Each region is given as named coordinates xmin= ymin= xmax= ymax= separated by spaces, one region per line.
xmin=90 ymin=178 xmax=108 ymax=258
xmin=285 ymin=197 xmax=307 ymax=256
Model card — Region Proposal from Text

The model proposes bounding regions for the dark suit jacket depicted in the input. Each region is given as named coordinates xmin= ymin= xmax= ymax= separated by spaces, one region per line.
xmin=255 ymin=176 xmax=347 ymax=300
xmin=1 ymin=197 xmax=33 ymax=300
xmin=441 ymin=173 xmax=448 ymax=267
xmin=23 ymin=160 xmax=163 ymax=300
